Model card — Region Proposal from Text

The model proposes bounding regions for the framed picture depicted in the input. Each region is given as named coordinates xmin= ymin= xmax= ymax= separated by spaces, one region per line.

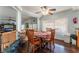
xmin=73 ymin=17 xmax=78 ymax=24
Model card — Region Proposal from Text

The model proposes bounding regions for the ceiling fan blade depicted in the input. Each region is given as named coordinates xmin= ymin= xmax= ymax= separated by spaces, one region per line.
xmin=41 ymin=6 xmax=47 ymax=9
xmin=43 ymin=6 xmax=47 ymax=9
xmin=35 ymin=11 xmax=41 ymax=14
xmin=49 ymin=9 xmax=56 ymax=11
xmin=48 ymin=12 xmax=53 ymax=15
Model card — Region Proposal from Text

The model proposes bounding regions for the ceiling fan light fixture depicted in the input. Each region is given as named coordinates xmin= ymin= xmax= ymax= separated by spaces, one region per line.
xmin=49 ymin=9 xmax=56 ymax=11
xmin=42 ymin=10 xmax=48 ymax=15
xmin=48 ymin=12 xmax=53 ymax=15
xmin=40 ymin=6 xmax=56 ymax=15
xmin=41 ymin=8 xmax=49 ymax=15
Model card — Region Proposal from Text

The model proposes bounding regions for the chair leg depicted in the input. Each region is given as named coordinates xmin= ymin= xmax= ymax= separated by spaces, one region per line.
xmin=53 ymin=41 xmax=55 ymax=49
xmin=27 ymin=42 xmax=29 ymax=52
xmin=50 ymin=42 xmax=51 ymax=52
xmin=39 ymin=44 xmax=41 ymax=50
xmin=70 ymin=37 xmax=72 ymax=47
xmin=32 ymin=48 xmax=34 ymax=53
xmin=52 ymin=40 xmax=55 ymax=53
xmin=76 ymin=40 xmax=77 ymax=48
xmin=32 ymin=45 xmax=35 ymax=53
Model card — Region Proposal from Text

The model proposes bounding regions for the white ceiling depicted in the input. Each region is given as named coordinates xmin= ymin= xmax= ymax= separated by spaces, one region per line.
xmin=22 ymin=6 xmax=76 ymax=15
xmin=0 ymin=6 xmax=79 ymax=20
xmin=0 ymin=6 xmax=16 ymax=19
xmin=22 ymin=6 xmax=40 ymax=13
xmin=22 ymin=6 xmax=79 ymax=17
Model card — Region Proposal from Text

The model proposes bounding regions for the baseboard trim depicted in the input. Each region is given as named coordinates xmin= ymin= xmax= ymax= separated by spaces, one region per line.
xmin=55 ymin=39 xmax=64 ymax=42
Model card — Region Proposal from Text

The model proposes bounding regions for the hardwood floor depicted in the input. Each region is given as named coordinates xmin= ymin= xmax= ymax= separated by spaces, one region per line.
xmin=35 ymin=39 xmax=79 ymax=53
xmin=55 ymin=39 xmax=79 ymax=53
xmin=14 ymin=39 xmax=79 ymax=53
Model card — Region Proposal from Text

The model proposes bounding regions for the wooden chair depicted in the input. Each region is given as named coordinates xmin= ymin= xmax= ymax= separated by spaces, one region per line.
xmin=26 ymin=29 xmax=41 ymax=53
xmin=46 ymin=28 xmax=52 ymax=32
xmin=76 ymin=30 xmax=79 ymax=48
xmin=17 ymin=30 xmax=29 ymax=53
xmin=70 ymin=30 xmax=79 ymax=48
xmin=45 ymin=29 xmax=55 ymax=52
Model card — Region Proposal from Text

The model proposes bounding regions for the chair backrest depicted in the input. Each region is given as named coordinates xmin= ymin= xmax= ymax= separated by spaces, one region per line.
xmin=46 ymin=28 xmax=52 ymax=32
xmin=51 ymin=29 xmax=55 ymax=40
xmin=26 ymin=29 xmax=34 ymax=41
xmin=76 ymin=30 xmax=79 ymax=47
xmin=46 ymin=28 xmax=55 ymax=41
xmin=19 ymin=30 xmax=26 ymax=40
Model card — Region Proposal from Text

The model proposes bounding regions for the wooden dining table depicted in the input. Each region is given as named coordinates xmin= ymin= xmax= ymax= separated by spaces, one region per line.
xmin=34 ymin=31 xmax=51 ymax=49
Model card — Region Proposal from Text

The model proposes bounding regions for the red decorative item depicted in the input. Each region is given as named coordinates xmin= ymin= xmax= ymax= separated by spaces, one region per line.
xmin=73 ymin=17 xmax=78 ymax=24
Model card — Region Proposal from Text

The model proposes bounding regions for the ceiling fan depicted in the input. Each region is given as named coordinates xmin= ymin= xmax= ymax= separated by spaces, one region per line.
xmin=35 ymin=6 xmax=56 ymax=15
